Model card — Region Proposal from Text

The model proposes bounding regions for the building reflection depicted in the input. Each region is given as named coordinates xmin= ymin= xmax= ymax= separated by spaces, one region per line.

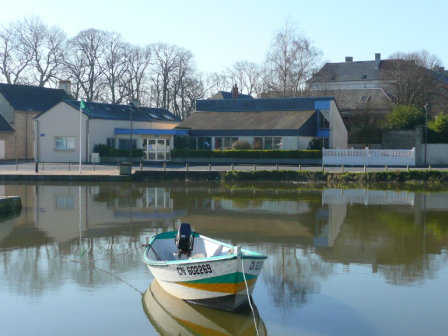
xmin=0 ymin=182 xmax=448 ymax=307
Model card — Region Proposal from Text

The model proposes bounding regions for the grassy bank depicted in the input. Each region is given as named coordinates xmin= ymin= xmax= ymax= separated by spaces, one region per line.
xmin=224 ymin=170 xmax=448 ymax=187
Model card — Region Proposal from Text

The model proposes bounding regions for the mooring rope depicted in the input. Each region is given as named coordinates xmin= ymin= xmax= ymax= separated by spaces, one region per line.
xmin=63 ymin=249 xmax=144 ymax=296
xmin=241 ymin=256 xmax=259 ymax=336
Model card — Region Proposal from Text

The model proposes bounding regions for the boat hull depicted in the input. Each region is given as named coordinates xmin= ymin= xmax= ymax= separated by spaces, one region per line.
xmin=146 ymin=255 xmax=265 ymax=311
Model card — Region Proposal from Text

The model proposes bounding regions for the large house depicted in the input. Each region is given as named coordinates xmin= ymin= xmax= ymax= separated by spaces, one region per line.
xmin=0 ymin=83 xmax=71 ymax=160
xmin=34 ymin=100 xmax=184 ymax=163
xmin=307 ymin=53 xmax=398 ymax=92
xmin=176 ymin=96 xmax=347 ymax=150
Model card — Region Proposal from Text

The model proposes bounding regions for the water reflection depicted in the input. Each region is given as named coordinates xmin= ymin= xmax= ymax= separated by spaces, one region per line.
xmin=143 ymin=280 xmax=266 ymax=336
xmin=1 ymin=183 xmax=448 ymax=335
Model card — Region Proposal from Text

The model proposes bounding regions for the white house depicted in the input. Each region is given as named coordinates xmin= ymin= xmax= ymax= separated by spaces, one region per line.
xmin=34 ymin=100 xmax=185 ymax=163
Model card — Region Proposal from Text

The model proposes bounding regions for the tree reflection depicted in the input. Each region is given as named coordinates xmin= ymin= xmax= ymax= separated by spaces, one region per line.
xmin=261 ymin=243 xmax=334 ymax=310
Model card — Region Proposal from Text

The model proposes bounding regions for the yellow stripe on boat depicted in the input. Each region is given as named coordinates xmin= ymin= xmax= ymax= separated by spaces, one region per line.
xmin=177 ymin=278 xmax=257 ymax=294
xmin=175 ymin=317 xmax=229 ymax=336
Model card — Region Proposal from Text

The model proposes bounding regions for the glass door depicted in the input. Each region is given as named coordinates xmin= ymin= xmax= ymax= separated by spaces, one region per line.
xmin=144 ymin=138 xmax=170 ymax=161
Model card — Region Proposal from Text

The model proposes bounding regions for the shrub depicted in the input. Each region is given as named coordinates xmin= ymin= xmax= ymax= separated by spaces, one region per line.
xmin=232 ymin=140 xmax=251 ymax=150
xmin=385 ymin=105 xmax=425 ymax=129
xmin=93 ymin=144 xmax=112 ymax=156
xmin=307 ymin=138 xmax=324 ymax=150
xmin=93 ymin=144 xmax=143 ymax=157
xmin=428 ymin=113 xmax=448 ymax=143
xmin=174 ymin=135 xmax=196 ymax=150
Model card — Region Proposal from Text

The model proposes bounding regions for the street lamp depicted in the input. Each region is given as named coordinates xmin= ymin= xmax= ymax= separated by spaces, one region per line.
xmin=424 ymin=104 xmax=428 ymax=167
xmin=129 ymin=104 xmax=133 ymax=163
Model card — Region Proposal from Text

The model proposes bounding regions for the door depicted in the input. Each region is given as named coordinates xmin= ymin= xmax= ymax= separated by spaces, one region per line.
xmin=144 ymin=139 xmax=170 ymax=161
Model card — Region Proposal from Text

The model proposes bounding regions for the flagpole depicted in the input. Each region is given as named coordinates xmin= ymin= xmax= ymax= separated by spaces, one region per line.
xmin=79 ymin=101 xmax=82 ymax=174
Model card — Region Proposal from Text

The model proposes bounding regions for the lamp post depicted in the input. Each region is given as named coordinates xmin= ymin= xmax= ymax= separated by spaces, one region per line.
xmin=424 ymin=104 xmax=428 ymax=167
xmin=129 ymin=105 xmax=133 ymax=163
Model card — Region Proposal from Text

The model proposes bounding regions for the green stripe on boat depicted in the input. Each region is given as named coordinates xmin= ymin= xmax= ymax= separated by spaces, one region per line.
xmin=182 ymin=272 xmax=257 ymax=284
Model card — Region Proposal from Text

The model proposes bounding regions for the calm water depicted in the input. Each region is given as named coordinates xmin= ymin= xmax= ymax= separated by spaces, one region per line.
xmin=1 ymin=182 xmax=448 ymax=336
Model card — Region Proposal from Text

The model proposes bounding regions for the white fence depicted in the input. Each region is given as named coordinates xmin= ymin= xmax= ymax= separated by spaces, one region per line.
xmin=323 ymin=147 xmax=416 ymax=166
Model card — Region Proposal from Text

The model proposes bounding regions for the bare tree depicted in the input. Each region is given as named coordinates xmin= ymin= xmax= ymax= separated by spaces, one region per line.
xmin=64 ymin=28 xmax=106 ymax=101
xmin=0 ymin=23 xmax=33 ymax=84
xmin=124 ymin=45 xmax=152 ymax=103
xmin=100 ymin=32 xmax=128 ymax=103
xmin=150 ymin=43 xmax=182 ymax=109
xmin=227 ymin=61 xmax=263 ymax=96
xmin=205 ymin=71 xmax=232 ymax=95
xmin=17 ymin=17 xmax=66 ymax=87
xmin=263 ymin=23 xmax=321 ymax=97
xmin=387 ymin=50 xmax=442 ymax=111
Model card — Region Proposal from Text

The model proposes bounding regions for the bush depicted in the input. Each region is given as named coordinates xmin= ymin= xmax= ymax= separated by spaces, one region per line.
xmin=171 ymin=149 xmax=321 ymax=159
xmin=93 ymin=144 xmax=112 ymax=156
xmin=93 ymin=144 xmax=143 ymax=157
xmin=174 ymin=135 xmax=196 ymax=150
xmin=232 ymin=140 xmax=251 ymax=150
xmin=385 ymin=105 xmax=425 ymax=129
xmin=307 ymin=138 xmax=324 ymax=150
xmin=428 ymin=113 xmax=448 ymax=143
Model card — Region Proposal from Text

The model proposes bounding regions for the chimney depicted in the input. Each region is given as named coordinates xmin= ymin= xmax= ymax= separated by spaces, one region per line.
xmin=58 ymin=80 xmax=71 ymax=95
xmin=130 ymin=99 xmax=140 ymax=109
xmin=345 ymin=56 xmax=353 ymax=62
xmin=374 ymin=53 xmax=381 ymax=69
xmin=231 ymin=83 xmax=239 ymax=99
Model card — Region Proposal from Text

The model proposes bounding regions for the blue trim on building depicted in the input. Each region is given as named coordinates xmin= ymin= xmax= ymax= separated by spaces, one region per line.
xmin=314 ymin=100 xmax=331 ymax=110
xmin=114 ymin=128 xmax=188 ymax=135
xmin=187 ymin=129 xmax=302 ymax=137
xmin=317 ymin=129 xmax=330 ymax=138
xmin=297 ymin=112 xmax=317 ymax=136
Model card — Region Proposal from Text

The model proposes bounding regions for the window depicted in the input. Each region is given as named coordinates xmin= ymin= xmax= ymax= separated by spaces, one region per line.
xmin=54 ymin=195 xmax=74 ymax=210
xmin=55 ymin=136 xmax=75 ymax=150
xmin=360 ymin=95 xmax=371 ymax=102
xmin=223 ymin=137 xmax=238 ymax=149
xmin=119 ymin=139 xmax=137 ymax=150
xmin=197 ymin=137 xmax=212 ymax=150
xmin=213 ymin=137 xmax=237 ymax=150
xmin=253 ymin=137 xmax=263 ymax=149
xmin=215 ymin=137 xmax=222 ymax=150
xmin=148 ymin=113 xmax=161 ymax=120
xmin=107 ymin=138 xmax=115 ymax=148
xmin=318 ymin=112 xmax=330 ymax=129
xmin=263 ymin=137 xmax=282 ymax=150
xmin=162 ymin=114 xmax=174 ymax=120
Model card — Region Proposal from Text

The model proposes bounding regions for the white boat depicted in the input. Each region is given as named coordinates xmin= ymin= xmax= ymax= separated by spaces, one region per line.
xmin=142 ymin=280 xmax=267 ymax=336
xmin=143 ymin=222 xmax=267 ymax=311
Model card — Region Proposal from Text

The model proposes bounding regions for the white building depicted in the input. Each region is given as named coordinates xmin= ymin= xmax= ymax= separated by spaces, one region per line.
xmin=34 ymin=100 xmax=185 ymax=162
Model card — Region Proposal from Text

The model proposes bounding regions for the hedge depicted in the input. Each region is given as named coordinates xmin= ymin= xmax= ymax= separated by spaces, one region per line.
xmin=171 ymin=149 xmax=322 ymax=159
xmin=93 ymin=144 xmax=143 ymax=157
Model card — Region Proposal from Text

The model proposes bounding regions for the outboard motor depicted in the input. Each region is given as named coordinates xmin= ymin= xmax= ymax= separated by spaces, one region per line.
xmin=175 ymin=222 xmax=194 ymax=256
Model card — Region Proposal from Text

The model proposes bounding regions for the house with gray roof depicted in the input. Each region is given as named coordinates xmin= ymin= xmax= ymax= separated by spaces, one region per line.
xmin=0 ymin=83 xmax=71 ymax=159
xmin=34 ymin=100 xmax=184 ymax=163
xmin=208 ymin=84 xmax=254 ymax=100
xmin=307 ymin=53 xmax=402 ymax=93
xmin=176 ymin=97 xmax=347 ymax=150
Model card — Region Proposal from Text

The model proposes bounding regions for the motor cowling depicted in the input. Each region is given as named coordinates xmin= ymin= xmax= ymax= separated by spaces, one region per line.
xmin=175 ymin=222 xmax=194 ymax=255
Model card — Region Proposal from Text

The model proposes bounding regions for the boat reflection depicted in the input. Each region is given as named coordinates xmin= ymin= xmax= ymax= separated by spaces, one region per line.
xmin=142 ymin=280 xmax=267 ymax=336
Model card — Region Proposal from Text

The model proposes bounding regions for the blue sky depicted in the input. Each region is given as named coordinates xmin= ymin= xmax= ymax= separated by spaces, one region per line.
xmin=1 ymin=0 xmax=446 ymax=73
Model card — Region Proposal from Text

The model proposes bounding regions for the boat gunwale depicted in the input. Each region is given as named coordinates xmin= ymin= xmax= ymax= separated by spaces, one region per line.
xmin=143 ymin=230 xmax=267 ymax=266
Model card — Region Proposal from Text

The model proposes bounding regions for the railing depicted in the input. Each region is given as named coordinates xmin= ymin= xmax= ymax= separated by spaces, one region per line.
xmin=323 ymin=147 xmax=416 ymax=166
